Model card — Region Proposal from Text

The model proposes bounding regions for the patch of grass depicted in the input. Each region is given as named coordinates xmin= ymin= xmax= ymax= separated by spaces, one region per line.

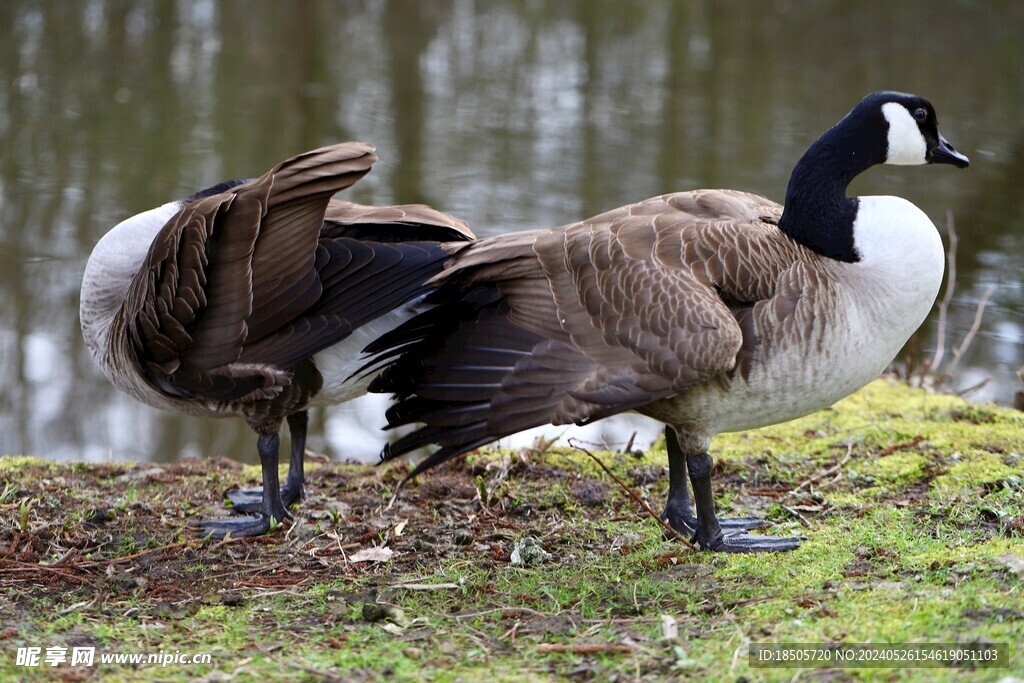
xmin=0 ymin=380 xmax=1021 ymax=681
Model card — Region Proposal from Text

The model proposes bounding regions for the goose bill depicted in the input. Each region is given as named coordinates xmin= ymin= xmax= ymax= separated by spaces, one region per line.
xmin=927 ymin=133 xmax=969 ymax=168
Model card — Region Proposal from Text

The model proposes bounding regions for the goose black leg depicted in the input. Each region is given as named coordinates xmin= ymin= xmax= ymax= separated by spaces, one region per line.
xmin=199 ymin=433 xmax=290 ymax=538
xmin=660 ymin=426 xmax=767 ymax=538
xmin=228 ymin=411 xmax=308 ymax=513
xmin=686 ymin=450 xmax=800 ymax=553
xmin=661 ymin=426 xmax=700 ymax=535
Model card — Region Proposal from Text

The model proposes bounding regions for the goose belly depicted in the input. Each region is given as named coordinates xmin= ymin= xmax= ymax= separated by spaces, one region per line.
xmin=658 ymin=324 xmax=895 ymax=435
xmin=647 ymin=270 xmax=942 ymax=435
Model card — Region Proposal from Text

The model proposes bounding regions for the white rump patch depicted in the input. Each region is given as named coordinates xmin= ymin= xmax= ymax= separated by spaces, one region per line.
xmin=881 ymin=102 xmax=927 ymax=166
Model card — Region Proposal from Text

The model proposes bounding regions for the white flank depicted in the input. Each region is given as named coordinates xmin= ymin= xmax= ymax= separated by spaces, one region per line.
xmin=311 ymin=300 xmax=424 ymax=405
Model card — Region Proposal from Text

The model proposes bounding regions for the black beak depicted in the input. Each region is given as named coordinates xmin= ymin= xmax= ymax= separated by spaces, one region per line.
xmin=928 ymin=133 xmax=970 ymax=168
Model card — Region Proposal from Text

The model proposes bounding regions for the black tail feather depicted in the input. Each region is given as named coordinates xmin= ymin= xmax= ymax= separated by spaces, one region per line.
xmin=368 ymin=283 xmax=557 ymax=471
xmin=240 ymin=239 xmax=457 ymax=370
xmin=383 ymin=436 xmax=498 ymax=479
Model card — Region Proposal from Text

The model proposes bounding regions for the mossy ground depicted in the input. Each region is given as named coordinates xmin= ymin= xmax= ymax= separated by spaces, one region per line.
xmin=1 ymin=380 xmax=1022 ymax=682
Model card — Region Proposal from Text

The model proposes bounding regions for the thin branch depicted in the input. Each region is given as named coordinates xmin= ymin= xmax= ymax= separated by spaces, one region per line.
xmin=623 ymin=431 xmax=638 ymax=453
xmin=568 ymin=439 xmax=697 ymax=551
xmin=929 ymin=209 xmax=958 ymax=375
xmin=946 ymin=284 xmax=997 ymax=378
xmin=789 ymin=443 xmax=853 ymax=496
xmin=878 ymin=435 xmax=924 ymax=457
xmin=536 ymin=643 xmax=634 ymax=654
xmin=76 ymin=539 xmax=201 ymax=567
xmin=781 ymin=506 xmax=812 ymax=527
xmin=957 ymin=377 xmax=991 ymax=398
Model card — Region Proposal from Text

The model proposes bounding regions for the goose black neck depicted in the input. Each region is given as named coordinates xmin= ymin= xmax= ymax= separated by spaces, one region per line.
xmin=777 ymin=114 xmax=886 ymax=263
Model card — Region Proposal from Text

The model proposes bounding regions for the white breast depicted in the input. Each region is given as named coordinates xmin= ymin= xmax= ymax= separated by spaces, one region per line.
xmin=825 ymin=195 xmax=945 ymax=383
xmin=650 ymin=196 xmax=944 ymax=436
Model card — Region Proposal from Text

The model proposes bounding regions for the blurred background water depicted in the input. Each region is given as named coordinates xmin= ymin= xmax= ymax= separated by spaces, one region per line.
xmin=0 ymin=0 xmax=1021 ymax=464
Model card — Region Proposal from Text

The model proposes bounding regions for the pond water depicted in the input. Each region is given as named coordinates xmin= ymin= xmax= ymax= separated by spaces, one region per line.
xmin=1 ymin=0 xmax=1021 ymax=464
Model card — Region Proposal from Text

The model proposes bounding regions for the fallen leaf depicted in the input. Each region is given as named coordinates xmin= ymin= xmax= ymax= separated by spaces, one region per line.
xmin=661 ymin=614 xmax=678 ymax=640
xmin=349 ymin=545 xmax=394 ymax=563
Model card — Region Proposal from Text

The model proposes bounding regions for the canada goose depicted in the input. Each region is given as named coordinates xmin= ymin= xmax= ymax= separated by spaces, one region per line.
xmin=81 ymin=142 xmax=474 ymax=537
xmin=367 ymin=92 xmax=969 ymax=552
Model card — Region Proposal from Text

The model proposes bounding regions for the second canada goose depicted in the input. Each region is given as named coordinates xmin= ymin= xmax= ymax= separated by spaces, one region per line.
xmin=80 ymin=142 xmax=473 ymax=537
xmin=367 ymin=92 xmax=969 ymax=552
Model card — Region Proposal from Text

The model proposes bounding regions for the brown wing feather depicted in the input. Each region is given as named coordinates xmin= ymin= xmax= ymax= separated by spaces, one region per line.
xmin=372 ymin=189 xmax=801 ymax=472
xmin=463 ymin=191 xmax=786 ymax=400
xmin=120 ymin=142 xmax=474 ymax=420
xmin=244 ymin=144 xmax=378 ymax=342
xmin=322 ymin=200 xmax=474 ymax=243
xmin=123 ymin=143 xmax=375 ymax=403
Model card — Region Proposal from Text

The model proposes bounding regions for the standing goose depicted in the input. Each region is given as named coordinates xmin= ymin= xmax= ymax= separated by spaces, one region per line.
xmin=81 ymin=142 xmax=474 ymax=537
xmin=367 ymin=92 xmax=969 ymax=552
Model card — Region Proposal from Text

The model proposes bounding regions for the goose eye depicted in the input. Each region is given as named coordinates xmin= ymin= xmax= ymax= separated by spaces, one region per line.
xmin=912 ymin=107 xmax=927 ymax=122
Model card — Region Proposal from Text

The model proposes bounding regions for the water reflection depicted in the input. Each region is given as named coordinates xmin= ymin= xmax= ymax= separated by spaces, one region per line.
xmin=1 ymin=0 xmax=1021 ymax=464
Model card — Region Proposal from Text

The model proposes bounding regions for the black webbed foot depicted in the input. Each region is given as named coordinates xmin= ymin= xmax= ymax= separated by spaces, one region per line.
xmin=699 ymin=530 xmax=803 ymax=553
xmin=669 ymin=431 xmax=801 ymax=553
xmin=197 ymin=514 xmax=283 ymax=539
xmin=689 ymin=516 xmax=802 ymax=553
xmin=227 ymin=485 xmax=303 ymax=514
xmin=662 ymin=504 xmax=769 ymax=538
xmin=661 ymin=502 xmax=699 ymax=537
xmin=662 ymin=426 xmax=776 ymax=543
xmin=719 ymin=516 xmax=771 ymax=532
xmin=200 ymin=431 xmax=292 ymax=538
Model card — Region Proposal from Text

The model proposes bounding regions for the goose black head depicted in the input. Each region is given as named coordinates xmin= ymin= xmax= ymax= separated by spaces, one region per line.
xmin=859 ymin=91 xmax=970 ymax=169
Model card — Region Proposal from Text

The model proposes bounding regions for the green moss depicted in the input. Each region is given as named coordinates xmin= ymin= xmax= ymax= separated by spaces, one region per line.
xmin=933 ymin=452 xmax=1021 ymax=491
xmin=0 ymin=455 xmax=53 ymax=471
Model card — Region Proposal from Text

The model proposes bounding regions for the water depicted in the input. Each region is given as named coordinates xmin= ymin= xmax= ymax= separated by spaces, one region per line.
xmin=1 ymin=0 xmax=1021 ymax=464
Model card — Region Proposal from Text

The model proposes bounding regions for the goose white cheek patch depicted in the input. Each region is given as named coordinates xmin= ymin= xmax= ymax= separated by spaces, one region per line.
xmin=882 ymin=102 xmax=927 ymax=165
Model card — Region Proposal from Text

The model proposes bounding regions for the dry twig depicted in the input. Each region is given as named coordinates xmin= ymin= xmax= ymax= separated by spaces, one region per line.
xmin=569 ymin=439 xmax=698 ymax=551
xmin=928 ymin=209 xmax=959 ymax=377
xmin=878 ymin=435 xmax=924 ymax=457
xmin=946 ymin=284 xmax=997 ymax=378
xmin=536 ymin=643 xmax=634 ymax=654
xmin=77 ymin=539 xmax=201 ymax=567
xmin=921 ymin=210 xmax=996 ymax=389
xmin=790 ymin=443 xmax=853 ymax=495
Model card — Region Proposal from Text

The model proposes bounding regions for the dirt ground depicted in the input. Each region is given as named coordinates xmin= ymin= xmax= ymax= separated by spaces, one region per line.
xmin=1 ymin=380 xmax=1022 ymax=681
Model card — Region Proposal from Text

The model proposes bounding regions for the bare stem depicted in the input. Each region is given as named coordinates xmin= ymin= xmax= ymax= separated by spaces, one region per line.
xmin=947 ymin=284 xmax=997 ymax=378
xmin=929 ymin=209 xmax=958 ymax=378
xmin=790 ymin=443 xmax=853 ymax=495
xmin=568 ymin=439 xmax=697 ymax=551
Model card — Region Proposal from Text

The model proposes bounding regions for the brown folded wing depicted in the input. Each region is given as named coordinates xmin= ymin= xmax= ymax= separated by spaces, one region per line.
xmin=118 ymin=142 xmax=472 ymax=421
xmin=372 ymin=189 xmax=800 ymax=473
